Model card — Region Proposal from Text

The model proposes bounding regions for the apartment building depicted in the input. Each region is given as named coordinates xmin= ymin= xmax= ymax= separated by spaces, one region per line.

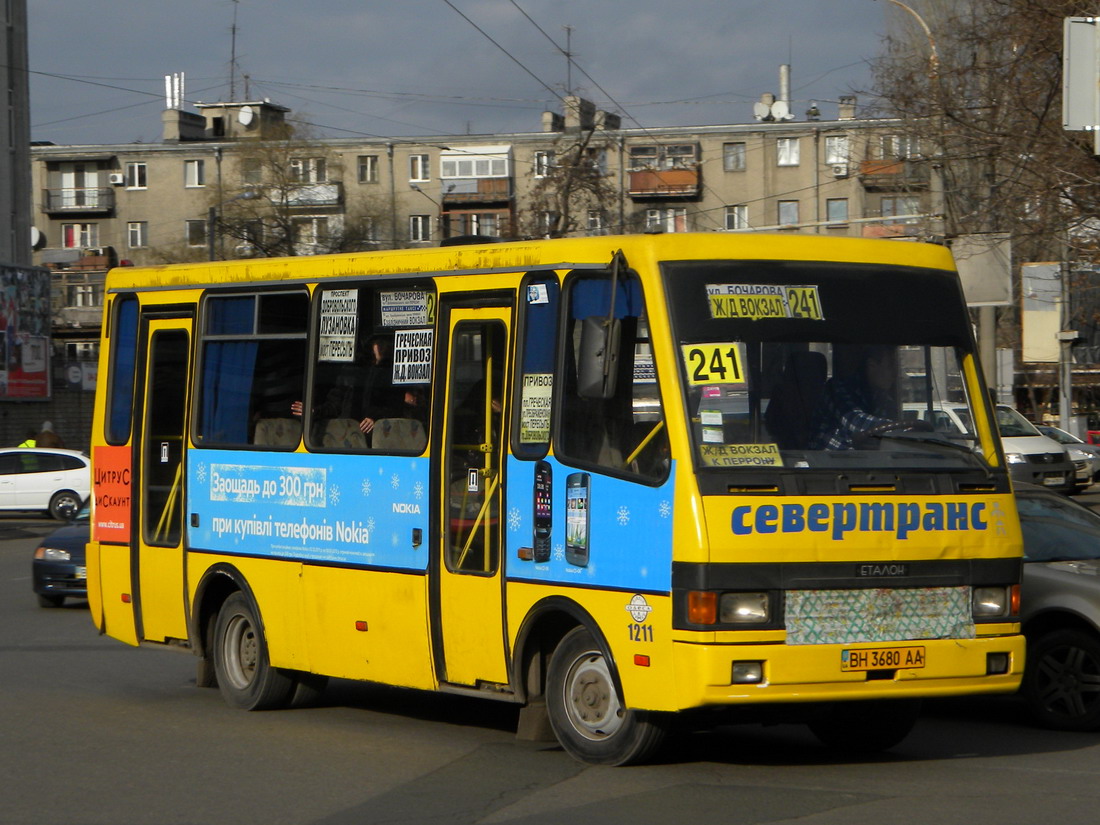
xmin=25 ymin=94 xmax=933 ymax=446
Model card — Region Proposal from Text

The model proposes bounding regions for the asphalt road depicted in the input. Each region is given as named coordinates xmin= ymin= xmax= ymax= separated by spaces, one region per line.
xmin=6 ymin=508 xmax=1100 ymax=825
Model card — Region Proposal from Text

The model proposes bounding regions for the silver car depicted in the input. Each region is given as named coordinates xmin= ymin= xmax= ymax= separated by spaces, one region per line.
xmin=1037 ymin=425 xmax=1100 ymax=492
xmin=1017 ymin=484 xmax=1100 ymax=730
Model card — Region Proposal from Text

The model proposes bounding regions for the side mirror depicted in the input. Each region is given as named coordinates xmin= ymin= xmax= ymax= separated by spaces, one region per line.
xmin=577 ymin=315 xmax=620 ymax=399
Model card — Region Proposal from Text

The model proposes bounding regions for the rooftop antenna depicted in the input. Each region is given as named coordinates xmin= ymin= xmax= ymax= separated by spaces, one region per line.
xmin=563 ymin=25 xmax=574 ymax=96
xmin=229 ymin=0 xmax=240 ymax=101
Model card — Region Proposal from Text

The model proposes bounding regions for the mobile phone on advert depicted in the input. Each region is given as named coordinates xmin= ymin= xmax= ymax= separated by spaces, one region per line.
xmin=565 ymin=472 xmax=590 ymax=567
xmin=533 ymin=460 xmax=552 ymax=562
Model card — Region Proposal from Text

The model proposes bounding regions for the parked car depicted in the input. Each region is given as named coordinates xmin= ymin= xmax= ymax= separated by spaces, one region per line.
xmin=31 ymin=501 xmax=90 ymax=607
xmin=0 ymin=447 xmax=90 ymax=520
xmin=1036 ymin=425 xmax=1100 ymax=492
xmin=1016 ymin=483 xmax=1100 ymax=730
xmin=902 ymin=403 xmax=1074 ymax=493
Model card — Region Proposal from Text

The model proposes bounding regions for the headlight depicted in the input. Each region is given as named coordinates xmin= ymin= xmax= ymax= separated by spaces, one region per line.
xmin=1004 ymin=452 xmax=1027 ymax=464
xmin=973 ymin=585 xmax=1013 ymax=617
xmin=34 ymin=547 xmax=71 ymax=561
xmin=719 ymin=592 xmax=770 ymax=623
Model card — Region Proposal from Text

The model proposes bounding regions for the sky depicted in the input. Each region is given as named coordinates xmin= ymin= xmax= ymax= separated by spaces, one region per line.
xmin=27 ymin=0 xmax=896 ymax=147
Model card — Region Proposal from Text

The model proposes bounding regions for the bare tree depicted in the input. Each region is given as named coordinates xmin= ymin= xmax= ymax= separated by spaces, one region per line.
xmin=517 ymin=128 xmax=620 ymax=238
xmin=212 ymin=123 xmax=385 ymax=257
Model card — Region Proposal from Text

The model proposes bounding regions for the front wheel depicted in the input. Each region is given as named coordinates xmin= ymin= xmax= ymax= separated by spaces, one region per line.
xmin=545 ymin=626 xmax=667 ymax=766
xmin=48 ymin=490 xmax=81 ymax=521
xmin=1022 ymin=628 xmax=1100 ymax=731
xmin=212 ymin=591 xmax=295 ymax=711
xmin=808 ymin=699 xmax=921 ymax=753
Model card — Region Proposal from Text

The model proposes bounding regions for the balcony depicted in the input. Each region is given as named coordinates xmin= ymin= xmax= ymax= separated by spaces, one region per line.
xmin=628 ymin=168 xmax=700 ymax=199
xmin=857 ymin=159 xmax=930 ymax=191
xmin=42 ymin=188 xmax=115 ymax=215
xmin=286 ymin=182 xmax=343 ymax=208
xmin=441 ymin=178 xmax=513 ymax=205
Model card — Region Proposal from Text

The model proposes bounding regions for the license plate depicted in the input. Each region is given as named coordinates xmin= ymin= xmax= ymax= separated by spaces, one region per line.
xmin=1043 ymin=474 xmax=1066 ymax=487
xmin=841 ymin=646 xmax=925 ymax=671
xmin=75 ymin=566 xmax=87 ymax=580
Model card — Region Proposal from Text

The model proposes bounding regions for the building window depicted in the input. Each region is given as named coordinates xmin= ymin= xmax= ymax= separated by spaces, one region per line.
xmin=127 ymin=221 xmax=148 ymax=248
xmin=409 ymin=214 xmax=431 ymax=242
xmin=881 ymin=134 xmax=920 ymax=159
xmin=186 ymin=219 xmax=207 ymax=247
xmin=357 ymin=155 xmax=379 ymax=184
xmin=586 ymin=210 xmax=605 ymax=235
xmin=409 ymin=154 xmax=430 ymax=182
xmin=240 ymin=158 xmax=262 ymax=185
xmin=777 ymin=138 xmax=800 ymax=167
xmin=440 ymin=152 xmax=508 ymax=179
xmin=723 ymin=142 xmax=746 ymax=172
xmin=534 ymin=151 xmax=555 ymax=177
xmin=724 ymin=205 xmax=749 ymax=231
xmin=629 ymin=146 xmax=658 ymax=170
xmin=61 ymin=223 xmax=98 ymax=249
xmin=826 ymin=198 xmax=849 ymax=225
xmin=293 ymin=216 xmax=329 ymax=253
xmin=881 ymin=195 xmax=921 ymax=223
xmin=629 ymin=144 xmax=697 ymax=170
xmin=185 ymin=159 xmax=205 ymax=188
xmin=125 ymin=162 xmax=147 ymax=189
xmin=777 ymin=200 xmax=800 ymax=226
xmin=290 ymin=157 xmax=327 ymax=183
xmin=645 ymin=208 xmax=687 ymax=233
xmin=824 ymin=135 xmax=849 ymax=165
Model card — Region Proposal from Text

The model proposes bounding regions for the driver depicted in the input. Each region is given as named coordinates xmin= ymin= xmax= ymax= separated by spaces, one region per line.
xmin=809 ymin=345 xmax=923 ymax=449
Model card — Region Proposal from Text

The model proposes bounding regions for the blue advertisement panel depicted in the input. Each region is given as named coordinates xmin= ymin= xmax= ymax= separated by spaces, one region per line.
xmin=188 ymin=449 xmax=429 ymax=570
xmin=504 ymin=456 xmax=675 ymax=593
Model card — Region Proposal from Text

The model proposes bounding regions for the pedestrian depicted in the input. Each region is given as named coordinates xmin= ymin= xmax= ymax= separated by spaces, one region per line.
xmin=36 ymin=421 xmax=64 ymax=448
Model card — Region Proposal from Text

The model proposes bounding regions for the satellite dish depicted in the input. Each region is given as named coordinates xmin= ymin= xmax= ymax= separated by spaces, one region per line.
xmin=237 ymin=105 xmax=255 ymax=127
xmin=771 ymin=100 xmax=791 ymax=121
xmin=31 ymin=226 xmax=46 ymax=250
xmin=753 ymin=101 xmax=773 ymax=121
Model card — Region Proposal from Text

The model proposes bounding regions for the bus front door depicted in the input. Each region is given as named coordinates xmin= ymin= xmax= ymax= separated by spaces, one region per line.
xmin=434 ymin=306 xmax=510 ymax=687
xmin=133 ymin=315 xmax=192 ymax=644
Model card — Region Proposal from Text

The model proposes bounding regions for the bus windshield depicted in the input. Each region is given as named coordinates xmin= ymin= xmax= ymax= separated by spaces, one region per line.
xmin=663 ymin=259 xmax=991 ymax=475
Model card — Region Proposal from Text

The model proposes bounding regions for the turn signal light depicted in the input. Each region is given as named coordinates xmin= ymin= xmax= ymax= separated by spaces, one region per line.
xmin=687 ymin=591 xmax=717 ymax=624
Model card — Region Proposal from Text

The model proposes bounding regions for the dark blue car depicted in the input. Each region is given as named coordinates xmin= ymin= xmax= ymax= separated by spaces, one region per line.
xmin=31 ymin=503 xmax=90 ymax=607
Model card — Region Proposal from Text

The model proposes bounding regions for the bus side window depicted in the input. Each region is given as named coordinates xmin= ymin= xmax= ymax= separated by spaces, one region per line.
xmin=106 ymin=294 xmax=139 ymax=444
xmin=558 ymin=272 xmax=670 ymax=482
xmin=196 ymin=291 xmax=308 ymax=448
xmin=512 ymin=274 xmax=559 ymax=459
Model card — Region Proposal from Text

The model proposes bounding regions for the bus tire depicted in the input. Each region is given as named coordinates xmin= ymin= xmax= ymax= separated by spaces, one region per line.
xmin=546 ymin=626 xmax=667 ymax=766
xmin=1023 ymin=628 xmax=1100 ymax=731
xmin=212 ymin=591 xmax=295 ymax=711
xmin=807 ymin=699 xmax=921 ymax=753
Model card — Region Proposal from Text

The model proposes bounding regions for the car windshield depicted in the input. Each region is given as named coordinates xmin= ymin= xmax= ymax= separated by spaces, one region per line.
xmin=1017 ymin=491 xmax=1100 ymax=562
xmin=662 ymin=259 xmax=992 ymax=475
xmin=996 ymin=406 xmax=1041 ymax=437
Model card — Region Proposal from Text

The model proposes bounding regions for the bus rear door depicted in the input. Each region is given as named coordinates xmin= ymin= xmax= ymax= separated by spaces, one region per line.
xmin=133 ymin=314 xmax=192 ymax=643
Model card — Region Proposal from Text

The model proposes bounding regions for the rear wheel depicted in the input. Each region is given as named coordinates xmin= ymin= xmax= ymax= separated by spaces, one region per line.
xmin=48 ymin=490 xmax=81 ymax=521
xmin=1023 ymin=628 xmax=1100 ymax=731
xmin=212 ymin=592 xmax=295 ymax=710
xmin=808 ymin=699 xmax=921 ymax=753
xmin=546 ymin=626 xmax=667 ymax=766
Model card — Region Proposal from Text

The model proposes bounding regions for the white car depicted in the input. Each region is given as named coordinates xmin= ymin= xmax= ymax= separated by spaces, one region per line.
xmin=1037 ymin=425 xmax=1100 ymax=492
xmin=0 ymin=448 xmax=90 ymax=520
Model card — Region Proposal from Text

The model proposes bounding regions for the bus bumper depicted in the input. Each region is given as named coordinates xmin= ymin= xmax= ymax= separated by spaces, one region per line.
xmin=671 ymin=634 xmax=1025 ymax=709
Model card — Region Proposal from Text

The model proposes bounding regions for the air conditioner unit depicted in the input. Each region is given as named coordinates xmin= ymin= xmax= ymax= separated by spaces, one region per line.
xmin=831 ymin=164 xmax=849 ymax=178
xmin=108 ymin=173 xmax=125 ymax=185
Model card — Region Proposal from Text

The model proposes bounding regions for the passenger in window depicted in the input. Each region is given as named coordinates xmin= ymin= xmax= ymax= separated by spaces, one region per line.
xmin=293 ymin=335 xmax=402 ymax=437
xmin=809 ymin=346 xmax=928 ymax=450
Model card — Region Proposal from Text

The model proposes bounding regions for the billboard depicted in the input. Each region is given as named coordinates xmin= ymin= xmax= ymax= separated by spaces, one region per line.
xmin=0 ymin=264 xmax=51 ymax=399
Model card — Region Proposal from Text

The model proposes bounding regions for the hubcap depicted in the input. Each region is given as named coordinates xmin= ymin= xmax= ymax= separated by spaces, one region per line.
xmin=564 ymin=650 xmax=624 ymax=740
xmin=223 ymin=613 xmax=258 ymax=690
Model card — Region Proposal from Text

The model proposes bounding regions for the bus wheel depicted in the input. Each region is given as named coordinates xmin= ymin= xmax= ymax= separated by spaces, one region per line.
xmin=1023 ymin=628 xmax=1100 ymax=731
xmin=212 ymin=592 xmax=295 ymax=711
xmin=808 ymin=699 xmax=921 ymax=753
xmin=546 ymin=626 xmax=667 ymax=766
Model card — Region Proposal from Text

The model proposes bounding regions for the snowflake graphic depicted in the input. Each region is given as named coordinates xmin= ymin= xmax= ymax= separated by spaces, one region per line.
xmin=197 ymin=463 xmax=207 ymax=483
xmin=413 ymin=481 xmax=424 ymax=500
xmin=616 ymin=505 xmax=631 ymax=526
xmin=367 ymin=516 xmax=376 ymax=533
xmin=507 ymin=506 xmax=522 ymax=531
xmin=329 ymin=484 xmax=341 ymax=506
xmin=361 ymin=478 xmax=372 ymax=497
xmin=553 ymin=544 xmax=565 ymax=562
xmin=391 ymin=473 xmax=400 ymax=490
xmin=659 ymin=500 xmax=671 ymax=519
